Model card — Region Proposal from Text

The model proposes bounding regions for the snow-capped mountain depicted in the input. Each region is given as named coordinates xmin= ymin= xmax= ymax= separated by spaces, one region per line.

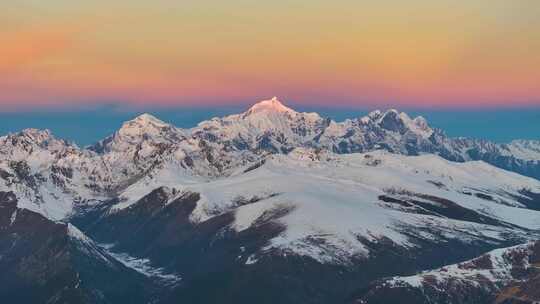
xmin=71 ymin=148 xmax=540 ymax=303
xmin=191 ymin=98 xmax=540 ymax=181
xmin=90 ymin=113 xmax=187 ymax=154
xmin=83 ymin=149 xmax=540 ymax=264
xmin=3 ymin=97 xmax=537 ymax=221
xmin=192 ymin=97 xmax=329 ymax=154
xmin=0 ymin=97 xmax=539 ymax=303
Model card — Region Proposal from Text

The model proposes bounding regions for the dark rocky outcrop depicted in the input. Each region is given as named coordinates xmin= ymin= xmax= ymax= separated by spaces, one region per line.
xmin=0 ymin=191 xmax=159 ymax=304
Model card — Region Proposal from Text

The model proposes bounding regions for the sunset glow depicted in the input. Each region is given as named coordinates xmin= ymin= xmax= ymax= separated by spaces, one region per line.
xmin=2 ymin=1 xmax=539 ymax=109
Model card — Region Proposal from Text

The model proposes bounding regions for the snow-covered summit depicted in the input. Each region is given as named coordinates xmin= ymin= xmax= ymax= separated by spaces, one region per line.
xmin=130 ymin=113 xmax=170 ymax=127
xmin=117 ymin=113 xmax=183 ymax=143
xmin=358 ymin=109 xmax=433 ymax=137
xmin=16 ymin=128 xmax=55 ymax=143
xmin=192 ymin=97 xmax=327 ymax=153
xmin=503 ymin=139 xmax=540 ymax=161
xmin=90 ymin=113 xmax=186 ymax=154
xmin=1 ymin=128 xmax=69 ymax=150
xmin=243 ymin=97 xmax=295 ymax=116
xmin=0 ymin=128 xmax=78 ymax=163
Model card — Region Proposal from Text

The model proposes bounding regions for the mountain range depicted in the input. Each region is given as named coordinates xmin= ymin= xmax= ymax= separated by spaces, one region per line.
xmin=1 ymin=97 xmax=539 ymax=303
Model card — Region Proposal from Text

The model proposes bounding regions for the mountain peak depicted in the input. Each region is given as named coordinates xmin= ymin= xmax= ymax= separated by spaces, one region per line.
xmin=360 ymin=109 xmax=433 ymax=137
xmin=88 ymin=113 xmax=185 ymax=153
xmin=118 ymin=113 xmax=171 ymax=135
xmin=0 ymin=128 xmax=74 ymax=156
xmin=19 ymin=128 xmax=53 ymax=139
xmin=131 ymin=113 xmax=168 ymax=126
xmin=14 ymin=128 xmax=64 ymax=147
xmin=244 ymin=97 xmax=295 ymax=115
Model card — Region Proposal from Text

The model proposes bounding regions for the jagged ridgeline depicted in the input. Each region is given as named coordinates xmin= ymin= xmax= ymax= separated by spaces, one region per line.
xmin=1 ymin=98 xmax=540 ymax=304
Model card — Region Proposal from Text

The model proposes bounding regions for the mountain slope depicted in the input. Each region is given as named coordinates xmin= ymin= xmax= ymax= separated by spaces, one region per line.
xmin=91 ymin=149 xmax=540 ymax=262
xmin=354 ymin=241 xmax=540 ymax=304
xmin=1 ymin=97 xmax=539 ymax=303
xmin=68 ymin=149 xmax=540 ymax=303
xmin=0 ymin=191 xmax=161 ymax=303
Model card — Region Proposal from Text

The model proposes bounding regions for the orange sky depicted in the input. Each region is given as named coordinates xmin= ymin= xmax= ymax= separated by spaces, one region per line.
xmin=1 ymin=0 xmax=539 ymax=109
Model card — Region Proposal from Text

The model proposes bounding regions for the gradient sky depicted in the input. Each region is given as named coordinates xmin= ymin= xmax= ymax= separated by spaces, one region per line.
xmin=2 ymin=0 xmax=539 ymax=109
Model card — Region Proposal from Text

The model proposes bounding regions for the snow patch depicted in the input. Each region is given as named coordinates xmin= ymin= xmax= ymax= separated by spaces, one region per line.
xmin=245 ymin=254 xmax=258 ymax=265
xmin=100 ymin=245 xmax=182 ymax=285
xmin=9 ymin=210 xmax=17 ymax=225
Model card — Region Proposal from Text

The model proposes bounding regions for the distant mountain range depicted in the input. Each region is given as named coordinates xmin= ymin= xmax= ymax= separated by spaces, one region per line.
xmin=1 ymin=98 xmax=539 ymax=303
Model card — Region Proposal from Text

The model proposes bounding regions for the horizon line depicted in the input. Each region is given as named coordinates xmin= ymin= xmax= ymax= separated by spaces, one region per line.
xmin=1 ymin=99 xmax=539 ymax=114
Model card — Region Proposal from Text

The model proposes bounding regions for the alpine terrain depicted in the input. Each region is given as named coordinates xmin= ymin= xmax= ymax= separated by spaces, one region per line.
xmin=1 ymin=97 xmax=539 ymax=303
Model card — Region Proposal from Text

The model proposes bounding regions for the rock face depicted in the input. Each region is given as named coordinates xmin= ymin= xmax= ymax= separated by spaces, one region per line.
xmin=354 ymin=241 xmax=540 ymax=304
xmin=0 ymin=97 xmax=540 ymax=303
xmin=0 ymin=191 xmax=159 ymax=304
